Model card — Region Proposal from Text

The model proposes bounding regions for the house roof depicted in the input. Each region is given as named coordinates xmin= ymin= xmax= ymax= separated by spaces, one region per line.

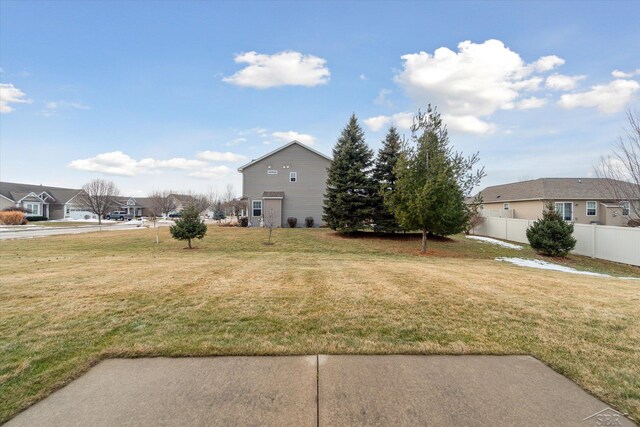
xmin=237 ymin=140 xmax=332 ymax=172
xmin=263 ymin=191 xmax=284 ymax=198
xmin=478 ymin=178 xmax=639 ymax=203
xmin=0 ymin=181 xmax=82 ymax=204
xmin=171 ymin=194 xmax=194 ymax=203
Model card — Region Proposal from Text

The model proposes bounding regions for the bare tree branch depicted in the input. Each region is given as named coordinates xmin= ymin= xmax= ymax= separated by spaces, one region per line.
xmin=594 ymin=109 xmax=640 ymax=220
xmin=76 ymin=179 xmax=120 ymax=225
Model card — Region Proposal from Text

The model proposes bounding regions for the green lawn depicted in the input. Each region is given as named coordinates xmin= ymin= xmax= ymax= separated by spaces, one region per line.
xmin=0 ymin=227 xmax=639 ymax=423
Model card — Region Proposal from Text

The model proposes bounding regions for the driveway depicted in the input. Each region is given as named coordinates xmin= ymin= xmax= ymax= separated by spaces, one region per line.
xmin=6 ymin=355 xmax=635 ymax=426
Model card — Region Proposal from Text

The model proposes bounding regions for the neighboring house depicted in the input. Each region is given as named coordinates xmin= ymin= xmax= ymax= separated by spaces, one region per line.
xmin=112 ymin=196 xmax=148 ymax=217
xmin=0 ymin=181 xmax=91 ymax=220
xmin=1 ymin=181 xmax=204 ymax=219
xmin=238 ymin=140 xmax=332 ymax=227
xmin=477 ymin=178 xmax=640 ymax=226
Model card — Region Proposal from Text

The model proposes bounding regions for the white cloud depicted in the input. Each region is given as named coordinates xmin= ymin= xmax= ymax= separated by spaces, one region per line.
xmin=43 ymin=100 xmax=90 ymax=116
xmin=531 ymin=55 xmax=565 ymax=72
xmin=441 ymin=114 xmax=497 ymax=134
xmin=394 ymin=39 xmax=566 ymax=133
xmin=222 ymin=51 xmax=330 ymax=89
xmin=545 ymin=73 xmax=586 ymax=91
xmin=611 ymin=69 xmax=640 ymax=78
xmin=374 ymin=88 xmax=394 ymax=107
xmin=0 ymin=83 xmax=31 ymax=113
xmin=189 ymin=165 xmax=232 ymax=179
xmin=224 ymin=137 xmax=247 ymax=147
xmin=359 ymin=74 xmax=367 ymax=80
xmin=138 ymin=158 xmax=206 ymax=169
xmin=68 ymin=151 xmax=207 ymax=176
xmin=558 ymin=79 xmax=640 ymax=114
xmin=272 ymin=130 xmax=316 ymax=145
xmin=364 ymin=112 xmax=414 ymax=132
xmin=364 ymin=115 xmax=390 ymax=132
xmin=516 ymin=96 xmax=547 ymax=110
xmin=196 ymin=150 xmax=247 ymax=162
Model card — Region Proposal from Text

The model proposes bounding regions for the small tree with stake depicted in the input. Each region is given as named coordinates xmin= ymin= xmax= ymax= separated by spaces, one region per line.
xmin=170 ymin=205 xmax=207 ymax=249
xmin=526 ymin=202 xmax=576 ymax=256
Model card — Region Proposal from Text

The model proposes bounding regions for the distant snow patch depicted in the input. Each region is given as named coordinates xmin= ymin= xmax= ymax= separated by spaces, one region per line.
xmin=467 ymin=236 xmax=523 ymax=250
xmin=495 ymin=257 xmax=610 ymax=277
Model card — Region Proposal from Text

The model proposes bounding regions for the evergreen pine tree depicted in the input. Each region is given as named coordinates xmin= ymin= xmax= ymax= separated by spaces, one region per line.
xmin=526 ymin=202 xmax=577 ymax=256
xmin=169 ymin=204 xmax=207 ymax=249
xmin=372 ymin=126 xmax=403 ymax=233
xmin=386 ymin=106 xmax=484 ymax=253
xmin=323 ymin=114 xmax=376 ymax=232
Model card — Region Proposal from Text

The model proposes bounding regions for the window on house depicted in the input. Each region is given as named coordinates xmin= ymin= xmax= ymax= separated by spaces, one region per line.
xmin=503 ymin=203 xmax=509 ymax=210
xmin=267 ymin=170 xmax=278 ymax=175
xmin=25 ymin=203 xmax=40 ymax=216
xmin=290 ymin=172 xmax=297 ymax=182
xmin=586 ymin=201 xmax=597 ymax=216
xmin=555 ymin=202 xmax=573 ymax=221
xmin=622 ymin=201 xmax=630 ymax=216
xmin=252 ymin=200 xmax=262 ymax=217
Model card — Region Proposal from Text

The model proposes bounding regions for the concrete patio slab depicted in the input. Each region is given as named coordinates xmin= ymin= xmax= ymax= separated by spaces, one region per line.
xmin=6 ymin=356 xmax=317 ymax=427
xmin=318 ymin=355 xmax=635 ymax=426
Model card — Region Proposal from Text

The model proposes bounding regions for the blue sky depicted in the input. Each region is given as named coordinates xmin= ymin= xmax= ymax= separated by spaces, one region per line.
xmin=1 ymin=1 xmax=639 ymax=196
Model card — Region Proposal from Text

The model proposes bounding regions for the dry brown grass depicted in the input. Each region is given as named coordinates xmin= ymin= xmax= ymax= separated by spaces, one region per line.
xmin=1 ymin=227 xmax=639 ymax=422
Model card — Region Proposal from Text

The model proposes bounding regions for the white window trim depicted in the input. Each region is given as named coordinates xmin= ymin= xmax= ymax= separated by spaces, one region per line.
xmin=267 ymin=170 xmax=278 ymax=175
xmin=586 ymin=201 xmax=597 ymax=216
xmin=621 ymin=201 xmax=630 ymax=216
xmin=25 ymin=203 xmax=41 ymax=216
xmin=555 ymin=201 xmax=573 ymax=221
xmin=503 ymin=203 xmax=509 ymax=210
xmin=252 ymin=200 xmax=262 ymax=217
xmin=290 ymin=172 xmax=297 ymax=182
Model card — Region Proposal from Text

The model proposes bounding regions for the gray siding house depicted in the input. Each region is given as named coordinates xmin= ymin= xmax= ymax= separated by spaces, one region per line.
xmin=238 ymin=141 xmax=332 ymax=227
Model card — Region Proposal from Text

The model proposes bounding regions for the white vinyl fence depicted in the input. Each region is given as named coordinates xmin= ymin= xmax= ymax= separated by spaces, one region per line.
xmin=472 ymin=217 xmax=640 ymax=266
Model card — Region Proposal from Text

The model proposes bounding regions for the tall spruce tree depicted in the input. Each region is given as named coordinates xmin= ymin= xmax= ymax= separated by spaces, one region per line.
xmin=386 ymin=106 xmax=484 ymax=253
xmin=373 ymin=126 xmax=403 ymax=233
xmin=323 ymin=114 xmax=376 ymax=232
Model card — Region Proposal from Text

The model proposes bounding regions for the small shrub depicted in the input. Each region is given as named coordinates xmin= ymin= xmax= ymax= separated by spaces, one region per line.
xmin=0 ymin=211 xmax=27 ymax=225
xmin=213 ymin=210 xmax=226 ymax=221
xmin=25 ymin=216 xmax=48 ymax=222
xmin=287 ymin=217 xmax=297 ymax=228
xmin=526 ymin=202 xmax=577 ymax=257
xmin=239 ymin=216 xmax=249 ymax=227
xmin=305 ymin=217 xmax=314 ymax=228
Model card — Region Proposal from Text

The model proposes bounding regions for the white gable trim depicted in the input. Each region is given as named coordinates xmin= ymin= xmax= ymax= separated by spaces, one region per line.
xmin=17 ymin=192 xmax=46 ymax=203
xmin=64 ymin=192 xmax=85 ymax=205
xmin=0 ymin=193 xmax=15 ymax=203
xmin=237 ymin=140 xmax=331 ymax=172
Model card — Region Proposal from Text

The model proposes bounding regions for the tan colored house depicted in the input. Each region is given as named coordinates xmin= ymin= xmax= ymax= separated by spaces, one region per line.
xmin=478 ymin=178 xmax=639 ymax=226
xmin=238 ymin=140 xmax=332 ymax=227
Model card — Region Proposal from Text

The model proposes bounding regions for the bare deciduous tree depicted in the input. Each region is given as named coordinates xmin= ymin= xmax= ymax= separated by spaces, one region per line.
xmin=187 ymin=192 xmax=212 ymax=216
xmin=594 ymin=110 xmax=640 ymax=219
xmin=76 ymin=179 xmax=120 ymax=225
xmin=148 ymin=190 xmax=178 ymax=218
xmin=264 ymin=207 xmax=276 ymax=245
